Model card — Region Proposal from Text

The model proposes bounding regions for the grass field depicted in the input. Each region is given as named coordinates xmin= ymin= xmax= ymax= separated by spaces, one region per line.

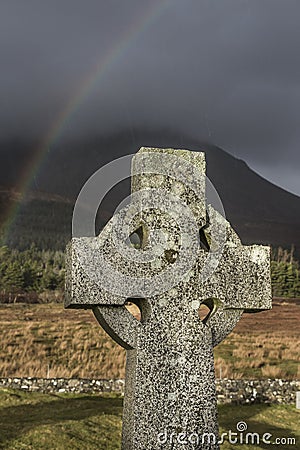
xmin=0 ymin=299 xmax=299 ymax=379
xmin=0 ymin=389 xmax=298 ymax=449
xmin=0 ymin=300 xmax=299 ymax=449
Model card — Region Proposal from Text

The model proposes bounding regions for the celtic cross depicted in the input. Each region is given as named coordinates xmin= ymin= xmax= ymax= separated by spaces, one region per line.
xmin=65 ymin=147 xmax=271 ymax=450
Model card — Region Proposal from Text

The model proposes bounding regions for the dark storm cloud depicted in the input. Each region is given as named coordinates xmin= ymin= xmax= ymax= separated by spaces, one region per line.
xmin=0 ymin=0 xmax=299 ymax=194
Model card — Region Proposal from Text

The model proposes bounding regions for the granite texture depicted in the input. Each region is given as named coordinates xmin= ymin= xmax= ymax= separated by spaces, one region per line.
xmin=65 ymin=147 xmax=272 ymax=450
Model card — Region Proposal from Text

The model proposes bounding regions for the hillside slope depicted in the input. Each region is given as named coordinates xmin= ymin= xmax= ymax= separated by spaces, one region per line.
xmin=0 ymin=129 xmax=299 ymax=251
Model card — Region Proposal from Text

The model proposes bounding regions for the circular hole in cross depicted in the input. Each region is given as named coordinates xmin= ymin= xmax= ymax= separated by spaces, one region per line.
xmin=129 ymin=226 xmax=144 ymax=249
xmin=125 ymin=300 xmax=141 ymax=321
xmin=198 ymin=298 xmax=220 ymax=324
xmin=199 ymin=226 xmax=211 ymax=252
xmin=198 ymin=304 xmax=211 ymax=322
xmin=124 ymin=298 xmax=151 ymax=323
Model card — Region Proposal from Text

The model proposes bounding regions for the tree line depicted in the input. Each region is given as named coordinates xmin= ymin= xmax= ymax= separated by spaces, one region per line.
xmin=0 ymin=245 xmax=299 ymax=301
xmin=271 ymin=246 xmax=300 ymax=298
xmin=0 ymin=245 xmax=64 ymax=301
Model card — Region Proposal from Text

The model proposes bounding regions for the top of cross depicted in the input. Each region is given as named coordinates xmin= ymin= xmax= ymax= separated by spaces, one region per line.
xmin=66 ymin=146 xmax=271 ymax=310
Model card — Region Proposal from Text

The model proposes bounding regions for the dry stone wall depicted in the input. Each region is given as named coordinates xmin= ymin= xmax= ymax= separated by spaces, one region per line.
xmin=0 ymin=377 xmax=298 ymax=405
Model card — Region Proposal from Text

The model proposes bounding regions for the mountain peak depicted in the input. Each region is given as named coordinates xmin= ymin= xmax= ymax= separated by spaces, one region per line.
xmin=0 ymin=128 xmax=299 ymax=253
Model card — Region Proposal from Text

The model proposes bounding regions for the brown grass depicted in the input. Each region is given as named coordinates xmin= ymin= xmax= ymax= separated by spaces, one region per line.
xmin=261 ymin=365 xmax=283 ymax=378
xmin=214 ymin=300 xmax=300 ymax=379
xmin=0 ymin=304 xmax=126 ymax=379
xmin=0 ymin=299 xmax=299 ymax=379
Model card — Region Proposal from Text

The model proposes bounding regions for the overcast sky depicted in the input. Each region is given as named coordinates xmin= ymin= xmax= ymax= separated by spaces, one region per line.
xmin=1 ymin=0 xmax=300 ymax=195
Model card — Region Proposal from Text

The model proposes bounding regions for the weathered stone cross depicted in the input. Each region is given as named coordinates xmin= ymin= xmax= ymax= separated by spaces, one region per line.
xmin=65 ymin=148 xmax=272 ymax=450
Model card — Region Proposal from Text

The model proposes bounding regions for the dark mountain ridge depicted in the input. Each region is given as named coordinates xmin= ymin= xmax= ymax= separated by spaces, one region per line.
xmin=0 ymin=128 xmax=299 ymax=253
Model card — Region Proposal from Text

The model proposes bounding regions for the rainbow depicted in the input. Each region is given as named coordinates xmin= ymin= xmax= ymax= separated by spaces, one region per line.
xmin=1 ymin=0 xmax=172 ymax=245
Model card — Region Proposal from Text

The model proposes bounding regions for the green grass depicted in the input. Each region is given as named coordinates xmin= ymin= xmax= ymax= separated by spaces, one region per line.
xmin=0 ymin=389 xmax=298 ymax=449
xmin=0 ymin=390 xmax=122 ymax=450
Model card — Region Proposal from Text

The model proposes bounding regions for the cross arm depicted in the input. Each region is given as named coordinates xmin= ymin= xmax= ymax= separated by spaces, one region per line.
xmin=202 ymin=244 xmax=272 ymax=311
